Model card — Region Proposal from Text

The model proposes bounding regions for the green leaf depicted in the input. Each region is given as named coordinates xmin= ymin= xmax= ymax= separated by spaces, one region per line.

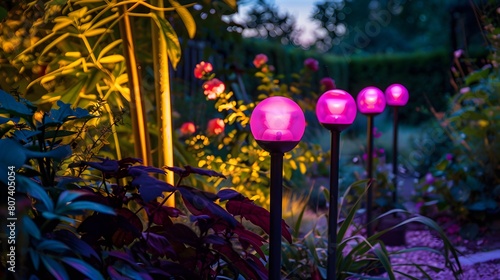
xmin=52 ymin=17 xmax=73 ymax=32
xmin=465 ymin=68 xmax=490 ymax=86
xmin=372 ymin=244 xmax=395 ymax=279
xmin=450 ymin=183 xmax=470 ymax=203
xmin=44 ymin=101 xmax=93 ymax=126
xmin=467 ymin=201 xmax=486 ymax=211
xmin=435 ymin=159 xmax=449 ymax=171
xmin=57 ymin=201 xmax=115 ymax=216
xmin=41 ymin=33 xmax=71 ymax=57
xmin=83 ymin=28 xmax=108 ymax=37
xmin=0 ymin=6 xmax=7 ymax=21
xmin=23 ymin=217 xmax=41 ymax=240
xmin=151 ymin=13 xmax=181 ymax=69
xmin=40 ymin=255 xmax=69 ymax=280
xmin=99 ymin=54 xmax=125 ymax=64
xmin=0 ymin=90 xmax=33 ymax=118
xmin=29 ymin=248 xmax=40 ymax=270
xmin=169 ymin=0 xmax=196 ymax=38
xmin=61 ymin=257 xmax=105 ymax=280
xmin=89 ymin=11 xmax=119 ymax=30
xmin=44 ymin=130 xmax=78 ymax=139
xmin=37 ymin=239 xmax=71 ymax=253
xmin=67 ymin=6 xmax=88 ymax=19
xmin=97 ymin=39 xmax=123 ymax=60
xmin=15 ymin=176 xmax=54 ymax=211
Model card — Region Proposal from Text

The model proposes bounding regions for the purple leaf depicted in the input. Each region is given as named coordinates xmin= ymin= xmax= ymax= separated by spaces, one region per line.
xmin=142 ymin=231 xmax=175 ymax=258
xmin=61 ymin=257 xmax=104 ymax=280
xmin=218 ymin=189 xmax=245 ymax=201
xmin=226 ymin=199 xmax=292 ymax=243
xmin=184 ymin=165 xmax=226 ymax=179
xmin=131 ymin=173 xmax=175 ymax=203
xmin=84 ymin=159 xmax=120 ymax=173
xmin=164 ymin=166 xmax=188 ymax=176
xmin=128 ymin=165 xmax=165 ymax=176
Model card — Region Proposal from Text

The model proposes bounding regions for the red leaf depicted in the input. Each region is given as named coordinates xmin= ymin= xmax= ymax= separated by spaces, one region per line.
xmin=226 ymin=199 xmax=292 ymax=243
xmin=112 ymin=208 xmax=143 ymax=247
xmin=233 ymin=226 xmax=266 ymax=259
xmin=213 ymin=243 xmax=266 ymax=280
xmin=147 ymin=202 xmax=183 ymax=226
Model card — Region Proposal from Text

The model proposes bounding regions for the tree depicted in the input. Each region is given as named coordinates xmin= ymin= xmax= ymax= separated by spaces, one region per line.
xmin=237 ymin=0 xmax=300 ymax=45
xmin=311 ymin=0 xmax=473 ymax=54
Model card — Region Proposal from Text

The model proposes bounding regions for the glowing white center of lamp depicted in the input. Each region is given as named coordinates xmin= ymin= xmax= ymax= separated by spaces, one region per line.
xmin=391 ymin=88 xmax=402 ymax=99
xmin=265 ymin=113 xmax=290 ymax=130
xmin=326 ymin=99 xmax=347 ymax=117
xmin=365 ymin=91 xmax=378 ymax=106
xmin=263 ymin=112 xmax=293 ymax=141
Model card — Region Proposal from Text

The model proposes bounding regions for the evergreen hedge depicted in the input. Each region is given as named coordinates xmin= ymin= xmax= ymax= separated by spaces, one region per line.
xmin=239 ymin=39 xmax=453 ymax=125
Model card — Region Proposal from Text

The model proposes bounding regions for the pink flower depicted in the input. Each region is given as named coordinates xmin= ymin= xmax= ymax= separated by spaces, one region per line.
xmin=203 ymin=78 xmax=225 ymax=100
xmin=180 ymin=122 xmax=196 ymax=136
xmin=377 ymin=148 xmax=385 ymax=155
xmin=454 ymin=49 xmax=464 ymax=59
xmin=207 ymin=118 xmax=225 ymax=135
xmin=194 ymin=61 xmax=213 ymax=79
xmin=253 ymin=54 xmax=268 ymax=68
xmin=373 ymin=127 xmax=382 ymax=138
xmin=425 ymin=173 xmax=435 ymax=185
xmin=459 ymin=87 xmax=470 ymax=94
xmin=362 ymin=151 xmax=378 ymax=161
xmin=446 ymin=153 xmax=453 ymax=161
xmin=304 ymin=58 xmax=319 ymax=71
xmin=320 ymin=77 xmax=336 ymax=90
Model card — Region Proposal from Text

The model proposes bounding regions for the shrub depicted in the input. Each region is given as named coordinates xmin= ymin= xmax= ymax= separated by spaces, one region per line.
xmin=414 ymin=4 xmax=500 ymax=239
xmin=0 ymin=90 xmax=285 ymax=279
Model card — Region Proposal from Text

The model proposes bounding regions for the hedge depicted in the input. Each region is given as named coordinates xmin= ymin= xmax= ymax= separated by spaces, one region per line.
xmin=238 ymin=39 xmax=453 ymax=125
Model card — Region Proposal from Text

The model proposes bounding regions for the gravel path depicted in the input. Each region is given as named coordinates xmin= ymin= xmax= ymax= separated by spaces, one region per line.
xmin=382 ymin=230 xmax=500 ymax=279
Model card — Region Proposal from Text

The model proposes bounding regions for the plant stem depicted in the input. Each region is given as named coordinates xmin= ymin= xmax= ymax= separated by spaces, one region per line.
xmin=118 ymin=4 xmax=152 ymax=165
xmin=152 ymin=0 xmax=175 ymax=206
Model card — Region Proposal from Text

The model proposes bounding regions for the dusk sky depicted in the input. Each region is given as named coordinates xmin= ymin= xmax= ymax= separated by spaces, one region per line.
xmin=235 ymin=0 xmax=319 ymax=46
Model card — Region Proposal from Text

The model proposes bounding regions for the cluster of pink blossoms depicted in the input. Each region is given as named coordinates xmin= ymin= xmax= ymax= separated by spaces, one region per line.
xmin=253 ymin=53 xmax=336 ymax=91
xmin=194 ymin=61 xmax=226 ymax=100
xmin=179 ymin=62 xmax=227 ymax=136
xmin=180 ymin=118 xmax=225 ymax=136
xmin=181 ymin=54 xmax=342 ymax=137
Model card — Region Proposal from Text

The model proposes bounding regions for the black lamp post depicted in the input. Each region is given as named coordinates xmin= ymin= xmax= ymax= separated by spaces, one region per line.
xmin=385 ymin=84 xmax=409 ymax=206
xmin=249 ymin=96 xmax=306 ymax=280
xmin=315 ymin=89 xmax=357 ymax=279
xmin=356 ymin=87 xmax=386 ymax=237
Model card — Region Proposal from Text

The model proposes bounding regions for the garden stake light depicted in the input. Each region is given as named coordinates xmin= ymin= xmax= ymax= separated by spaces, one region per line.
xmin=385 ymin=84 xmax=409 ymax=207
xmin=356 ymin=86 xmax=386 ymax=237
xmin=249 ymin=96 xmax=306 ymax=280
xmin=315 ymin=89 xmax=357 ymax=280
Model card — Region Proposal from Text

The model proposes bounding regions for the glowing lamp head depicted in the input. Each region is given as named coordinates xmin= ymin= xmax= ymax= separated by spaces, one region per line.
xmin=356 ymin=86 xmax=386 ymax=115
xmin=250 ymin=96 xmax=305 ymax=153
xmin=385 ymin=84 xmax=409 ymax=106
xmin=315 ymin=89 xmax=357 ymax=131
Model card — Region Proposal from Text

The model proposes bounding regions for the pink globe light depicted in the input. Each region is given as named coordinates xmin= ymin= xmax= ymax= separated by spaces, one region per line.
xmin=385 ymin=84 xmax=409 ymax=106
xmin=250 ymin=96 xmax=305 ymax=153
xmin=356 ymin=86 xmax=386 ymax=115
xmin=316 ymin=89 xmax=357 ymax=131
